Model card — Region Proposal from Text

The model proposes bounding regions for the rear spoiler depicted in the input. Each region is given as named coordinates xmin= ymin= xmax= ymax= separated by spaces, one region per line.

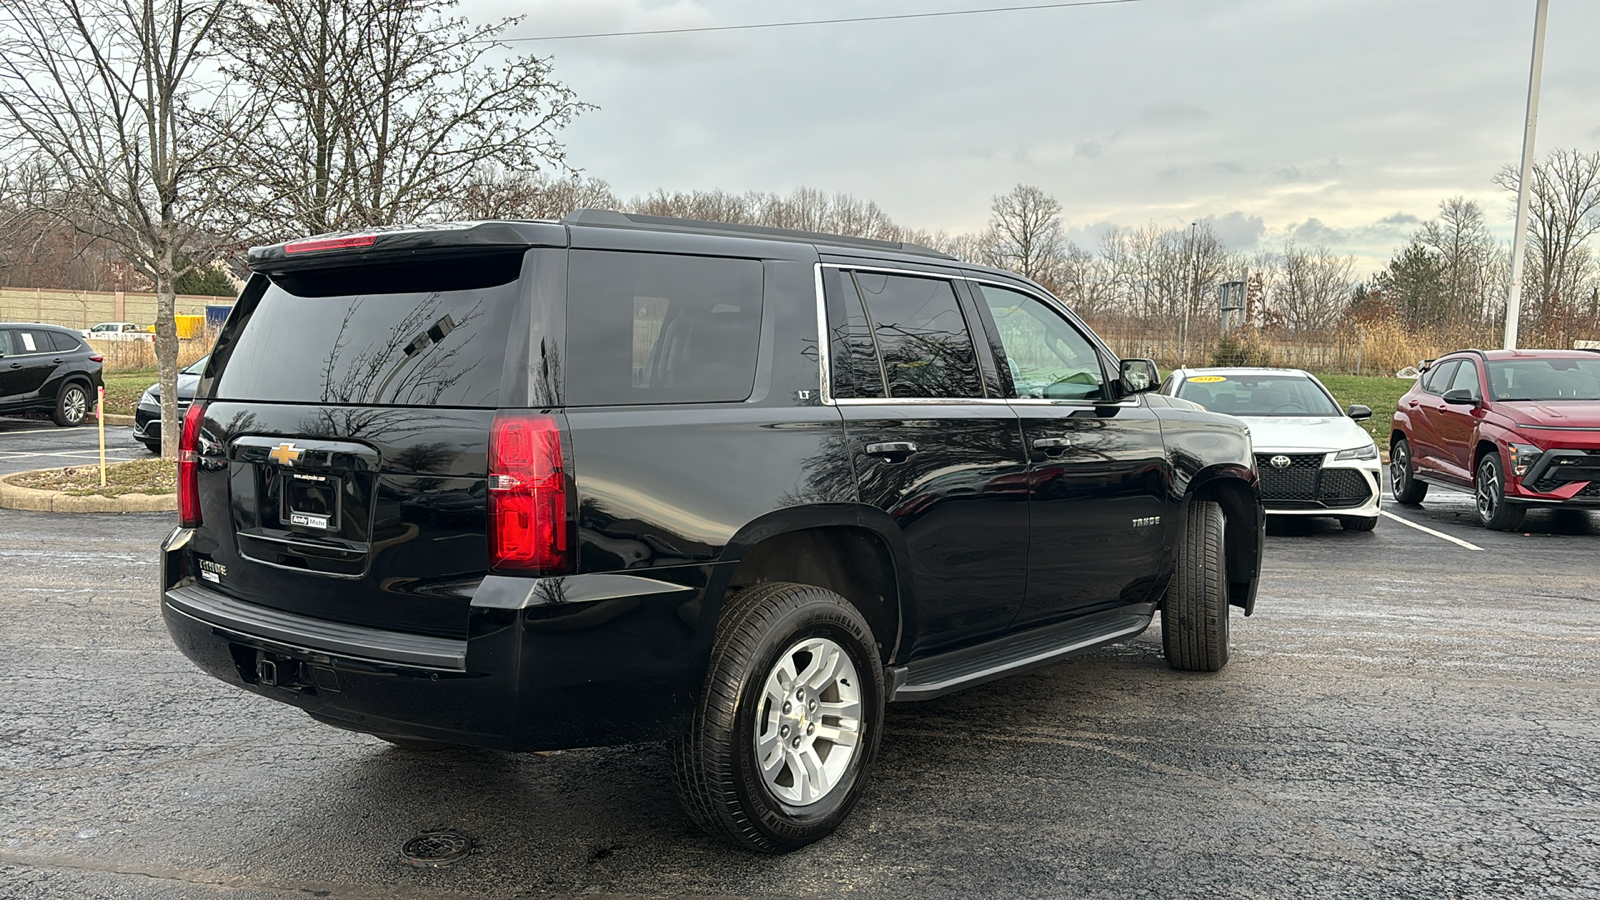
xmin=248 ymin=221 xmax=567 ymax=274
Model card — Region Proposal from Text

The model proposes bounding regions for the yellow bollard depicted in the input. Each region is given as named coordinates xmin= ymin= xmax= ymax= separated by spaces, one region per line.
xmin=98 ymin=385 xmax=107 ymax=488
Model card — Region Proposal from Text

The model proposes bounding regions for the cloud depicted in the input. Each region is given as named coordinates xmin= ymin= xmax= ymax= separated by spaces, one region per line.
xmin=1203 ymin=212 xmax=1266 ymax=250
xmin=1379 ymin=212 xmax=1421 ymax=226
xmin=1138 ymin=104 xmax=1211 ymax=127
xmin=493 ymin=0 xmax=732 ymax=65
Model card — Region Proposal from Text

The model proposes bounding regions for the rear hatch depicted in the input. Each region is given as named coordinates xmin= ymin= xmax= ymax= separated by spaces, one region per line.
xmin=193 ymin=248 xmax=532 ymax=639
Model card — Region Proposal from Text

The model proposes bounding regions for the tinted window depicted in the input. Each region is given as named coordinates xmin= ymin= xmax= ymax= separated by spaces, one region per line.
xmin=46 ymin=331 xmax=82 ymax=352
xmin=565 ymin=250 xmax=763 ymax=406
xmin=1175 ymin=373 xmax=1342 ymax=417
xmin=823 ymin=269 xmax=886 ymax=399
xmin=977 ymin=285 xmax=1107 ymax=401
xmin=0 ymin=331 xmax=13 ymax=355
xmin=213 ymin=253 xmax=522 ymax=408
xmin=9 ymin=328 xmax=51 ymax=354
xmin=853 ymin=272 xmax=983 ymax=399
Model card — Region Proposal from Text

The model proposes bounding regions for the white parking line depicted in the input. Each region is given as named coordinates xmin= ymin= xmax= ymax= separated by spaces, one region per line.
xmin=0 ymin=427 xmax=90 ymax=436
xmin=1379 ymin=510 xmax=1484 ymax=551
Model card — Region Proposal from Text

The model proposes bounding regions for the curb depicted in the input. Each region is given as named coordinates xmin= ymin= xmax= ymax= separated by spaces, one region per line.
xmin=0 ymin=469 xmax=176 ymax=514
xmin=99 ymin=413 xmax=137 ymax=426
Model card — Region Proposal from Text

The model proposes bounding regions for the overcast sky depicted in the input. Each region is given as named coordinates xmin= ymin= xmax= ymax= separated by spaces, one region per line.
xmin=468 ymin=0 xmax=1600 ymax=274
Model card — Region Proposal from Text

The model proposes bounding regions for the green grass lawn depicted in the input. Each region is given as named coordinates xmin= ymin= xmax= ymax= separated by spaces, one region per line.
xmin=101 ymin=369 xmax=155 ymax=417
xmin=1315 ymin=373 xmax=1414 ymax=445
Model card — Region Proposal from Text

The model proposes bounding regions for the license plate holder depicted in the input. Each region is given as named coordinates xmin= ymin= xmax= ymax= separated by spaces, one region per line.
xmin=283 ymin=473 xmax=340 ymax=531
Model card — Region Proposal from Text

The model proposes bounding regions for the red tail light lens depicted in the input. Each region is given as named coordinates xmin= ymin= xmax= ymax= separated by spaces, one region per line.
xmin=488 ymin=414 xmax=569 ymax=574
xmin=88 ymin=354 xmax=104 ymax=362
xmin=284 ymin=234 xmax=377 ymax=253
xmin=178 ymin=403 xmax=206 ymax=527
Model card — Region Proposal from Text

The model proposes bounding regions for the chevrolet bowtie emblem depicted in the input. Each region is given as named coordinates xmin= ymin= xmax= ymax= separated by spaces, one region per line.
xmin=268 ymin=442 xmax=303 ymax=466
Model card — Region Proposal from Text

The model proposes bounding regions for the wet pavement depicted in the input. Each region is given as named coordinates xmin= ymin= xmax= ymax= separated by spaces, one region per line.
xmin=1 ymin=500 xmax=1596 ymax=898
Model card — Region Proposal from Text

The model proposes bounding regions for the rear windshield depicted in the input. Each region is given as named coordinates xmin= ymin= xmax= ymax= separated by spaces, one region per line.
xmin=1176 ymin=373 xmax=1341 ymax=416
xmin=1489 ymin=358 xmax=1600 ymax=401
xmin=212 ymin=253 xmax=522 ymax=407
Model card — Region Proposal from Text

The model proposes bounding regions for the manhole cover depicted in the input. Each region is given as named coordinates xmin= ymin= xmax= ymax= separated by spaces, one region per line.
xmin=400 ymin=830 xmax=473 ymax=868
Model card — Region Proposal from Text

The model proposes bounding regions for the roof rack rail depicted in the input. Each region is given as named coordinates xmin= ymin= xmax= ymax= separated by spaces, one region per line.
xmin=561 ymin=209 xmax=953 ymax=260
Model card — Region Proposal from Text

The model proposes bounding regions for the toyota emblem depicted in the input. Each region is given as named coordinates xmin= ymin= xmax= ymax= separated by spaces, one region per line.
xmin=1269 ymin=455 xmax=1292 ymax=469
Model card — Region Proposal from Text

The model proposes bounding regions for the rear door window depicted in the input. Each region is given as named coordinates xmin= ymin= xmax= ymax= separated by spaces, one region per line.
xmin=850 ymin=271 xmax=984 ymax=399
xmin=212 ymin=252 xmax=523 ymax=408
xmin=564 ymin=250 xmax=764 ymax=406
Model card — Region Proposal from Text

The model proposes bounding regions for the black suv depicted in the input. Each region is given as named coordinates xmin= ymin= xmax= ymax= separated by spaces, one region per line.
xmin=161 ymin=212 xmax=1264 ymax=852
xmin=0 ymin=322 xmax=104 ymax=426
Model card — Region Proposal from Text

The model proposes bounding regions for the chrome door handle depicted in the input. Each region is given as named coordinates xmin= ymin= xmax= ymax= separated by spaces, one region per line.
xmin=1032 ymin=436 xmax=1071 ymax=456
xmin=865 ymin=441 xmax=918 ymax=461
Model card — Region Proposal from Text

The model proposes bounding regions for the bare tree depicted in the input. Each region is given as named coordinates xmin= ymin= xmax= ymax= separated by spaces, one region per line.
xmin=981 ymin=184 xmax=1067 ymax=285
xmin=1495 ymin=149 xmax=1600 ymax=330
xmin=1418 ymin=197 xmax=1502 ymax=325
xmin=222 ymin=0 xmax=591 ymax=239
xmin=454 ymin=168 xmax=618 ymax=220
xmin=0 ymin=0 xmax=238 ymax=457
xmin=1271 ymin=242 xmax=1355 ymax=335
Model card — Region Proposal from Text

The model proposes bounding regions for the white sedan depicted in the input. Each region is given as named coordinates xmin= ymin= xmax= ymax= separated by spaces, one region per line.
xmin=1163 ymin=367 xmax=1382 ymax=532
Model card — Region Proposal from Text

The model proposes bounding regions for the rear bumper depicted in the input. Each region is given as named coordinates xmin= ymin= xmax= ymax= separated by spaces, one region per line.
xmin=160 ymin=528 xmax=712 ymax=751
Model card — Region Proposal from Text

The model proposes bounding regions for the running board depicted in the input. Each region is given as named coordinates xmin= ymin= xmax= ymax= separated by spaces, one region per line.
xmin=886 ymin=610 xmax=1153 ymax=702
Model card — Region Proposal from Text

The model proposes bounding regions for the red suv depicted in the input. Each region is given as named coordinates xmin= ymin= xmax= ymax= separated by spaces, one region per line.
xmin=1390 ymin=349 xmax=1600 ymax=529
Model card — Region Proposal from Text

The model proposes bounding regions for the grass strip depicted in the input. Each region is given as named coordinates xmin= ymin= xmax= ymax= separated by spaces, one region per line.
xmin=9 ymin=457 xmax=176 ymax=497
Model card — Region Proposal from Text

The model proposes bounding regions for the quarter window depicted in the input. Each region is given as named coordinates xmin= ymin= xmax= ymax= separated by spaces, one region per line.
xmin=565 ymin=250 xmax=764 ymax=406
xmin=976 ymin=285 xmax=1108 ymax=402
xmin=850 ymin=271 xmax=984 ymax=400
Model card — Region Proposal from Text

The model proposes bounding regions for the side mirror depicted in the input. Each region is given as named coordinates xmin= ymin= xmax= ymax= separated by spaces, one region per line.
xmin=1442 ymin=389 xmax=1479 ymax=406
xmin=1346 ymin=404 xmax=1372 ymax=421
xmin=1118 ymin=358 xmax=1160 ymax=396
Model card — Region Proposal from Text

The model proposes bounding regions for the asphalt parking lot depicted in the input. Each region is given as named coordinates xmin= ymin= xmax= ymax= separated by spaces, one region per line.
xmin=0 ymin=416 xmax=145 ymax=477
xmin=1 ymin=497 xmax=1596 ymax=899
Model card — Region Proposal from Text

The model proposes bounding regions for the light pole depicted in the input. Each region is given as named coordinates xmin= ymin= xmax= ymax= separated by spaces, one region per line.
xmin=1504 ymin=0 xmax=1550 ymax=350
xmin=1183 ymin=221 xmax=1198 ymax=357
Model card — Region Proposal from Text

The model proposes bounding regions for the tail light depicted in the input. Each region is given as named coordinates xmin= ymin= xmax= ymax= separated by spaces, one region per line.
xmin=178 ymin=403 xmax=206 ymax=527
xmin=284 ymin=234 xmax=377 ymax=253
xmin=88 ymin=353 xmax=104 ymax=362
xmin=488 ymin=414 xmax=570 ymax=574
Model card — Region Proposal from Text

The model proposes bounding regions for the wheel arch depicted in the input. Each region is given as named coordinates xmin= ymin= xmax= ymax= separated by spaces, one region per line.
xmin=701 ymin=505 xmax=914 ymax=667
xmin=1473 ymin=438 xmax=1501 ymax=470
xmin=1185 ymin=466 xmax=1263 ymax=616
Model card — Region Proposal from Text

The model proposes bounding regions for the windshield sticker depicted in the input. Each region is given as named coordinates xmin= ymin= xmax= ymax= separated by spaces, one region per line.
xmin=20 ymin=332 xmax=35 ymax=351
xmin=1188 ymin=375 xmax=1226 ymax=383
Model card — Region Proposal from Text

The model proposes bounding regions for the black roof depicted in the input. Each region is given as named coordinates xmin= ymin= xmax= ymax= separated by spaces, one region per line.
xmin=248 ymin=210 xmax=951 ymax=272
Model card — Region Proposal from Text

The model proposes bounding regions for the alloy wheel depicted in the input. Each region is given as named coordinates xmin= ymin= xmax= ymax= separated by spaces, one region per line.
xmin=754 ymin=636 xmax=863 ymax=807
xmin=1476 ymin=457 xmax=1501 ymax=524
xmin=1390 ymin=441 xmax=1410 ymax=496
xmin=63 ymin=387 xmax=88 ymax=424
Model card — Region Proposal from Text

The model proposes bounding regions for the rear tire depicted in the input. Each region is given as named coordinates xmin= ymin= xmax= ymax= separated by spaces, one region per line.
xmin=52 ymin=381 xmax=90 ymax=427
xmin=1475 ymin=453 xmax=1526 ymax=531
xmin=1162 ymin=500 xmax=1230 ymax=672
xmin=1339 ymin=516 xmax=1378 ymax=532
xmin=673 ymin=582 xmax=884 ymax=853
xmin=1390 ymin=437 xmax=1427 ymax=505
